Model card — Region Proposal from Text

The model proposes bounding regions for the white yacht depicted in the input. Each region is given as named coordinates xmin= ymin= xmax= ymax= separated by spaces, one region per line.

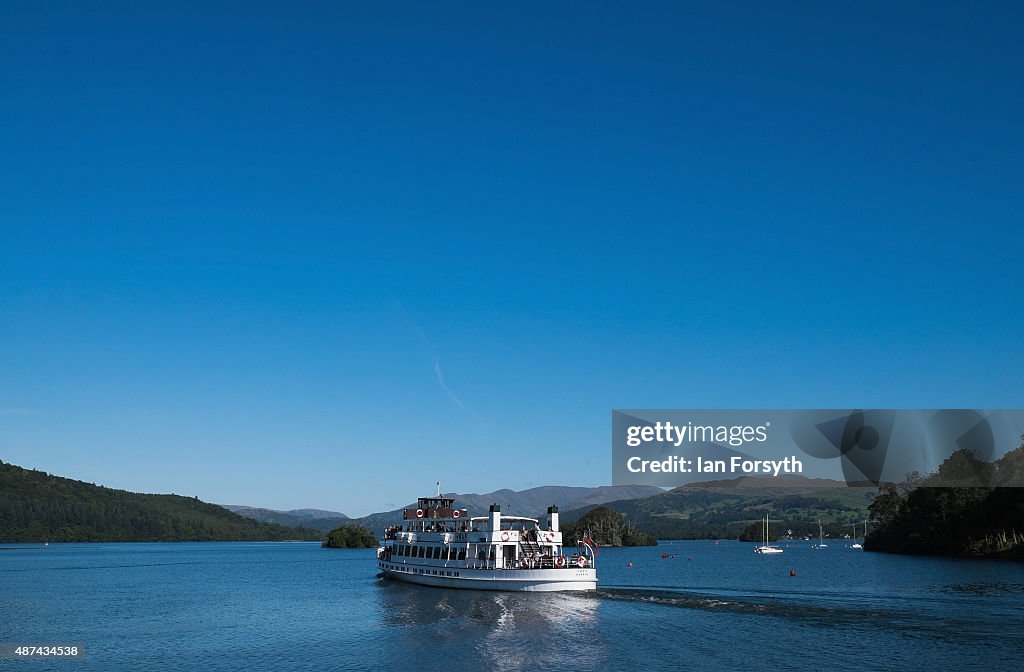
xmin=813 ymin=520 xmax=828 ymax=549
xmin=851 ymin=520 xmax=865 ymax=549
xmin=376 ymin=494 xmax=597 ymax=592
xmin=754 ymin=514 xmax=784 ymax=554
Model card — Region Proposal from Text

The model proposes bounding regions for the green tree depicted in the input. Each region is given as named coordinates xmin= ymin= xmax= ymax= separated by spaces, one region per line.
xmin=322 ymin=524 xmax=378 ymax=549
xmin=868 ymin=485 xmax=904 ymax=526
xmin=933 ymin=448 xmax=995 ymax=487
xmin=993 ymin=442 xmax=1024 ymax=487
xmin=561 ymin=507 xmax=657 ymax=547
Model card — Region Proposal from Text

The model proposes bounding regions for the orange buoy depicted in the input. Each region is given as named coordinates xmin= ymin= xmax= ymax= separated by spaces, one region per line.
xmin=627 ymin=561 xmax=633 ymax=567
xmin=789 ymin=569 xmax=796 ymax=577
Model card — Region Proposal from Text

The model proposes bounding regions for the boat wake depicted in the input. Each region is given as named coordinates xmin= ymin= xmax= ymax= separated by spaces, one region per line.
xmin=589 ymin=586 xmax=1024 ymax=645
xmin=594 ymin=586 xmax=877 ymax=622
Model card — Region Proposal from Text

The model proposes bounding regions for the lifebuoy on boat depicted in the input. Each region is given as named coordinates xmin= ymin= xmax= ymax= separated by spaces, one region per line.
xmin=501 ymin=531 xmax=510 ymax=542
xmin=453 ymin=510 xmax=460 ymax=518
xmin=577 ymin=556 xmax=587 ymax=568
xmin=555 ymin=556 xmax=566 ymax=568
xmin=415 ymin=509 xmax=424 ymax=518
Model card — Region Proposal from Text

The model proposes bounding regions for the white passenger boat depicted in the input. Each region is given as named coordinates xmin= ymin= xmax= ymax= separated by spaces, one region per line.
xmin=376 ymin=495 xmax=597 ymax=592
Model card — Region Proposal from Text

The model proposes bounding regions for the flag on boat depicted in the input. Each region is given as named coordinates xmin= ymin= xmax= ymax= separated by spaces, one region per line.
xmin=582 ymin=533 xmax=598 ymax=555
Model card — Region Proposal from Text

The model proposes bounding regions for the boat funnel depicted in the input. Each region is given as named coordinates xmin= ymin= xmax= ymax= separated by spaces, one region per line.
xmin=547 ymin=505 xmax=560 ymax=532
xmin=489 ymin=503 xmax=501 ymax=531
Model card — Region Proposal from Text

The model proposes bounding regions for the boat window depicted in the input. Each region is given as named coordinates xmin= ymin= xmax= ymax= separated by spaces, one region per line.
xmin=458 ymin=549 xmax=466 ymax=560
xmin=418 ymin=547 xmax=425 ymax=558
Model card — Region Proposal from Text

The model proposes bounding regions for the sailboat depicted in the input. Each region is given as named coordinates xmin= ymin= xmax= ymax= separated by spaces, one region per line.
xmin=851 ymin=520 xmax=865 ymax=550
xmin=754 ymin=514 xmax=784 ymax=554
xmin=813 ymin=520 xmax=828 ymax=549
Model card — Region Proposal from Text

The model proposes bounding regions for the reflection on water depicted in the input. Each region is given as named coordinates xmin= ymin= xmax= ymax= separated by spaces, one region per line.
xmin=377 ymin=581 xmax=604 ymax=670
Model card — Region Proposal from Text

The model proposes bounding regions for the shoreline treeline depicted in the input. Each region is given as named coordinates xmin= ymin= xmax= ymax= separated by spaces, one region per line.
xmin=866 ymin=441 xmax=1024 ymax=559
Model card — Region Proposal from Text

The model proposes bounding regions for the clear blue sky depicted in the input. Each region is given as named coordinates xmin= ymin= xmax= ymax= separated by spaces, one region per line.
xmin=2 ymin=2 xmax=1021 ymax=516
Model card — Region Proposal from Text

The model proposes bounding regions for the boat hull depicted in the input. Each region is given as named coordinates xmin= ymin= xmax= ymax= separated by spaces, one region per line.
xmin=377 ymin=560 xmax=596 ymax=592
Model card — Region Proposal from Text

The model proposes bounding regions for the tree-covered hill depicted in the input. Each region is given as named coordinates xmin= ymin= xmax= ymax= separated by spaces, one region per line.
xmin=0 ymin=460 xmax=322 ymax=542
xmin=560 ymin=476 xmax=875 ymax=540
xmin=866 ymin=443 xmax=1024 ymax=558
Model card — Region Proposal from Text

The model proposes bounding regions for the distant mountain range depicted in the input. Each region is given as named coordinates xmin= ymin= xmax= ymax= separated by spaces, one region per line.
xmin=1 ymin=456 xmax=880 ymax=544
xmin=218 ymin=479 xmax=877 ymax=540
xmin=354 ymin=484 xmax=664 ymax=535
xmin=219 ymin=505 xmax=349 ymax=531
xmin=557 ymin=475 xmax=877 ymax=540
xmin=225 ymin=484 xmax=664 ymax=534
xmin=436 ymin=484 xmax=665 ymax=518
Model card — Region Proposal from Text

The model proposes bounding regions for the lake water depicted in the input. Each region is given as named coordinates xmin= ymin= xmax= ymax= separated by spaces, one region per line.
xmin=2 ymin=540 xmax=1023 ymax=671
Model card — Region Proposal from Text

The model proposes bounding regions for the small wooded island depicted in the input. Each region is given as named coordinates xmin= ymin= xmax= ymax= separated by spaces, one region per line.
xmin=322 ymin=523 xmax=378 ymax=548
xmin=561 ymin=507 xmax=657 ymax=546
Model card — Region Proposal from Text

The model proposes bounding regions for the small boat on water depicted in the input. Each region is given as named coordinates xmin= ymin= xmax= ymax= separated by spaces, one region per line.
xmin=376 ymin=492 xmax=597 ymax=592
xmin=813 ymin=520 xmax=828 ymax=549
xmin=754 ymin=514 xmax=784 ymax=554
xmin=851 ymin=520 xmax=866 ymax=549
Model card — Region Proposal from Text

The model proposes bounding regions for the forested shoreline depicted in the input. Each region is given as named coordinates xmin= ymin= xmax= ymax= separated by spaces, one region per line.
xmin=866 ymin=443 xmax=1024 ymax=559
xmin=0 ymin=460 xmax=321 ymax=542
